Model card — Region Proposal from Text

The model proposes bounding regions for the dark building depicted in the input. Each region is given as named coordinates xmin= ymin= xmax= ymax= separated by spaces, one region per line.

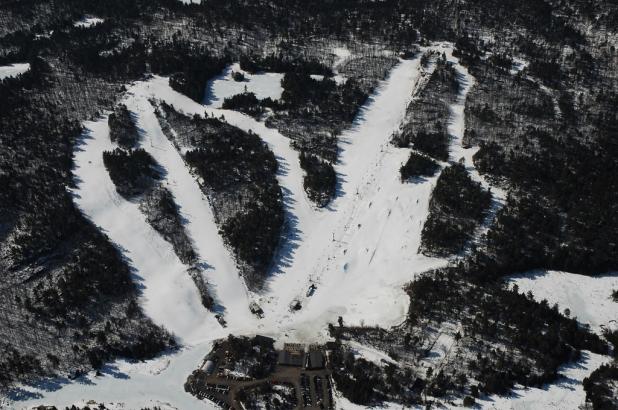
xmin=278 ymin=350 xmax=305 ymax=367
xmin=305 ymin=350 xmax=325 ymax=370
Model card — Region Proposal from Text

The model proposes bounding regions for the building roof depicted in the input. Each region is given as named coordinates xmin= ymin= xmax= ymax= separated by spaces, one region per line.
xmin=277 ymin=350 xmax=305 ymax=367
xmin=305 ymin=350 xmax=324 ymax=369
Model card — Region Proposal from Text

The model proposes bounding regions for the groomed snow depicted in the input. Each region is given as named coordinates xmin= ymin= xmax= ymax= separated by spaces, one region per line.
xmin=69 ymin=116 xmax=220 ymax=344
xmin=203 ymin=62 xmax=284 ymax=108
xmin=0 ymin=63 xmax=30 ymax=80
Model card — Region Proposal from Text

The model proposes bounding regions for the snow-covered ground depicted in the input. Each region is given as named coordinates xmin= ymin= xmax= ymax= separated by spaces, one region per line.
xmin=123 ymin=86 xmax=255 ymax=330
xmin=443 ymin=45 xmax=507 ymax=251
xmin=7 ymin=43 xmax=615 ymax=410
xmin=479 ymin=350 xmax=610 ymax=410
xmin=70 ymin=116 xmax=220 ymax=343
xmin=509 ymin=270 xmax=618 ymax=334
xmin=0 ymin=63 xmax=30 ymax=80
xmin=73 ymin=17 xmax=104 ymax=28
xmin=203 ymin=62 xmax=284 ymax=107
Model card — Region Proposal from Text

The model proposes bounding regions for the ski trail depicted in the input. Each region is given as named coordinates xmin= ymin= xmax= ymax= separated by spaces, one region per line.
xmin=251 ymin=52 xmax=450 ymax=339
xmin=125 ymin=77 xmax=316 ymax=306
xmin=442 ymin=46 xmax=508 ymax=251
xmin=122 ymin=88 xmax=255 ymax=330
xmin=71 ymin=116 xmax=218 ymax=345
xmin=199 ymin=108 xmax=317 ymax=280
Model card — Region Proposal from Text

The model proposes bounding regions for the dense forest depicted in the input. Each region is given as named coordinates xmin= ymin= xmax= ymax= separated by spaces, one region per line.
xmin=102 ymin=147 xmax=161 ymax=198
xmin=392 ymin=54 xmax=459 ymax=162
xmin=420 ymin=163 xmax=491 ymax=256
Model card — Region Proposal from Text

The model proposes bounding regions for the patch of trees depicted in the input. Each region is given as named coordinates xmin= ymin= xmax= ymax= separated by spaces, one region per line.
xmin=0 ymin=347 xmax=43 ymax=387
xmin=237 ymin=383 xmax=298 ymax=409
xmin=583 ymin=363 xmax=618 ymax=410
xmin=221 ymin=91 xmax=263 ymax=116
xmin=421 ymin=163 xmax=491 ymax=256
xmin=108 ymin=104 xmax=139 ymax=148
xmin=239 ymin=54 xmax=331 ymax=75
xmin=218 ymin=198 xmax=283 ymax=288
xmin=214 ymin=335 xmax=276 ymax=378
xmin=299 ymin=150 xmax=336 ymax=207
xmin=102 ymin=148 xmax=161 ymax=198
xmin=279 ymin=72 xmax=367 ymax=124
xmin=470 ymin=129 xmax=617 ymax=277
xmin=139 ymin=186 xmax=196 ymax=264
xmin=393 ymin=57 xmax=458 ymax=162
xmin=265 ymin=71 xmax=367 ymax=206
xmin=156 ymin=103 xmax=283 ymax=290
xmin=157 ymin=44 xmax=228 ymax=103
xmin=331 ymin=349 xmax=386 ymax=405
xmin=406 ymin=269 xmax=607 ymax=394
xmin=400 ymin=151 xmax=439 ymax=181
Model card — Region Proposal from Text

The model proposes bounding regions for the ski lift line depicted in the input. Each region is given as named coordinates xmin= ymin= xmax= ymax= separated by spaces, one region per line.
xmin=285 ymin=50 xmax=440 ymax=307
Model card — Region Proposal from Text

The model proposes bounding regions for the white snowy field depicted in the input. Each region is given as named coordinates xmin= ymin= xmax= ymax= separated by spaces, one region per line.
xmin=203 ymin=62 xmax=284 ymax=108
xmin=73 ymin=17 xmax=104 ymax=28
xmin=477 ymin=351 xmax=611 ymax=410
xmin=70 ymin=116 xmax=222 ymax=344
xmin=509 ymin=270 xmax=618 ymax=334
xmin=0 ymin=63 xmax=30 ymax=80
xmin=7 ymin=44 xmax=616 ymax=410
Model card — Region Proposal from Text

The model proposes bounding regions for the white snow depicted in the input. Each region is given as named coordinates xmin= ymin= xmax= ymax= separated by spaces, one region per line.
xmin=203 ymin=62 xmax=284 ymax=108
xmin=508 ymin=270 xmax=618 ymax=334
xmin=9 ymin=343 xmax=218 ymax=410
xmin=347 ymin=341 xmax=398 ymax=366
xmin=6 ymin=42 xmax=612 ymax=410
xmin=73 ymin=17 xmax=104 ymax=28
xmin=443 ymin=45 xmax=507 ymax=251
xmin=123 ymin=85 xmax=255 ymax=330
xmin=332 ymin=47 xmax=351 ymax=68
xmin=69 ymin=116 xmax=220 ymax=344
xmin=479 ymin=351 xmax=610 ymax=410
xmin=0 ymin=63 xmax=30 ymax=80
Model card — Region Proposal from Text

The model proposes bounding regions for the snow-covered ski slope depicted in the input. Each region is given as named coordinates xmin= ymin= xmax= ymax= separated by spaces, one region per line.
xmin=71 ymin=116 xmax=220 ymax=344
xmin=0 ymin=63 xmax=30 ymax=80
xmin=9 ymin=44 xmax=617 ymax=410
